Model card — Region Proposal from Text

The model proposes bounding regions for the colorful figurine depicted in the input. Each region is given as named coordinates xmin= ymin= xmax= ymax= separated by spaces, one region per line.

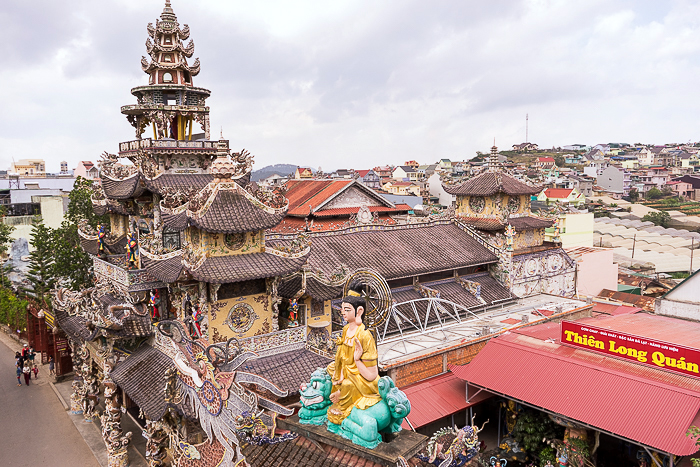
xmin=288 ymin=299 xmax=299 ymax=327
xmin=148 ymin=289 xmax=161 ymax=320
xmin=126 ymin=232 xmax=138 ymax=269
xmin=97 ymin=224 xmax=106 ymax=255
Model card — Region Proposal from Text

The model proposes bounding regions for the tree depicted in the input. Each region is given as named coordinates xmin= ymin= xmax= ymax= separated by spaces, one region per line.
xmin=0 ymin=208 xmax=14 ymax=257
xmin=68 ymin=176 xmax=108 ymax=228
xmin=687 ymin=426 xmax=700 ymax=467
xmin=22 ymin=219 xmax=56 ymax=307
xmin=646 ymin=187 xmax=663 ymax=200
xmin=628 ymin=188 xmax=639 ymax=203
xmin=52 ymin=176 xmax=108 ymax=290
xmin=512 ymin=408 xmax=565 ymax=465
xmin=642 ymin=211 xmax=672 ymax=228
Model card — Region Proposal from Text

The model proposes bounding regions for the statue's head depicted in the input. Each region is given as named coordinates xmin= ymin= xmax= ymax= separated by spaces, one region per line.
xmin=341 ymin=285 xmax=365 ymax=325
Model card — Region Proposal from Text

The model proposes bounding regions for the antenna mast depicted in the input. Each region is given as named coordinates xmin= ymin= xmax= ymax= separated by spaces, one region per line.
xmin=526 ymin=113 xmax=529 ymax=143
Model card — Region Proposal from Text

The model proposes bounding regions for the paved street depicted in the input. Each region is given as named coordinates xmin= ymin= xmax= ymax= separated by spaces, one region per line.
xmin=0 ymin=333 xmax=98 ymax=467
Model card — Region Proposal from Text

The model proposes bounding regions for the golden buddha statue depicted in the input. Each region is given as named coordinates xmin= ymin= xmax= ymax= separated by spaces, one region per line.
xmin=326 ymin=287 xmax=382 ymax=425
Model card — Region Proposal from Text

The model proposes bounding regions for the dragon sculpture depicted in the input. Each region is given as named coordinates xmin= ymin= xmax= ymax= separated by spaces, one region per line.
xmin=156 ymin=320 xmax=294 ymax=467
xmin=418 ymin=416 xmax=488 ymax=467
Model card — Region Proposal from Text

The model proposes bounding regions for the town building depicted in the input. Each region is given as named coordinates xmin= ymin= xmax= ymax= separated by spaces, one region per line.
xmin=355 ymin=169 xmax=381 ymax=189
xmin=10 ymin=159 xmax=46 ymax=177
xmin=537 ymin=187 xmax=585 ymax=207
xmin=74 ymin=161 xmax=99 ymax=179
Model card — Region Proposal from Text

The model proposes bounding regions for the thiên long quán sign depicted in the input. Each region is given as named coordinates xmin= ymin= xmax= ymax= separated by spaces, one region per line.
xmin=560 ymin=320 xmax=700 ymax=378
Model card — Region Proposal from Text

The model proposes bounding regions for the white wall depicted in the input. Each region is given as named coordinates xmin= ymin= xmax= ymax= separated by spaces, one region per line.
xmin=427 ymin=173 xmax=456 ymax=207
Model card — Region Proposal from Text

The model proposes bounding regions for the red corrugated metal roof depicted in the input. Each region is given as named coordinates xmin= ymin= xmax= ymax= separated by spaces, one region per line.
xmin=544 ymin=188 xmax=573 ymax=199
xmin=591 ymin=303 xmax=643 ymax=315
xmin=313 ymin=205 xmax=410 ymax=217
xmin=285 ymin=180 xmax=353 ymax=215
xmin=400 ymin=372 xmax=492 ymax=429
xmin=450 ymin=331 xmax=700 ymax=455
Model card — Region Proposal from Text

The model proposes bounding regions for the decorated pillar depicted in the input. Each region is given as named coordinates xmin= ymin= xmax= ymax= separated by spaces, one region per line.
xmin=144 ymin=421 xmax=169 ymax=467
xmin=69 ymin=341 xmax=87 ymax=414
xmin=101 ymin=359 xmax=132 ymax=467
xmin=82 ymin=354 xmax=100 ymax=423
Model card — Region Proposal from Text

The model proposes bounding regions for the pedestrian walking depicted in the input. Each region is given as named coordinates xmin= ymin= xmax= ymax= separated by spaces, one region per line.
xmin=32 ymin=364 xmax=38 ymax=379
xmin=28 ymin=346 xmax=36 ymax=368
xmin=16 ymin=363 xmax=22 ymax=386
xmin=21 ymin=343 xmax=29 ymax=359
xmin=22 ymin=362 xmax=31 ymax=386
xmin=48 ymin=355 xmax=55 ymax=376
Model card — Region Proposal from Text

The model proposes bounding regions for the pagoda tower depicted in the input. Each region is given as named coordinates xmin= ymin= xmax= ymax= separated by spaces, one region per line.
xmin=52 ymin=3 xmax=312 ymax=465
xmin=121 ymin=0 xmax=210 ymax=141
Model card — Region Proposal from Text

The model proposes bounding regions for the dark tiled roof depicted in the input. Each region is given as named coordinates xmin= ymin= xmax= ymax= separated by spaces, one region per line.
xmin=278 ymin=276 xmax=343 ymax=301
xmin=99 ymin=294 xmax=154 ymax=338
xmin=161 ymin=210 xmax=188 ymax=231
xmin=141 ymin=254 xmax=184 ymax=283
xmin=144 ymin=174 xmax=214 ymax=195
xmin=508 ymin=216 xmax=554 ymax=230
xmin=190 ymin=191 xmax=285 ymax=233
xmin=80 ymin=237 xmax=99 ymax=256
xmin=186 ymin=251 xmax=307 ymax=284
xmin=444 ymin=172 xmax=542 ymax=196
xmin=388 ymin=274 xmax=513 ymax=335
xmin=306 ymin=222 xmax=497 ymax=280
xmin=240 ymin=349 xmax=331 ymax=396
xmin=456 ymin=217 xmax=505 ymax=231
xmin=102 ymin=174 xmax=145 ymax=200
xmin=242 ymin=435 xmax=386 ymax=467
xmin=111 ymin=344 xmax=174 ymax=420
xmin=464 ymin=272 xmax=513 ymax=303
xmin=54 ymin=306 xmax=91 ymax=341
xmin=93 ymin=199 xmax=129 ymax=217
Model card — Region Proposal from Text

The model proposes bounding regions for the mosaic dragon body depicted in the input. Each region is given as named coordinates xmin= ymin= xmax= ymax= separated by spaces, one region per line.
xmin=418 ymin=417 xmax=488 ymax=467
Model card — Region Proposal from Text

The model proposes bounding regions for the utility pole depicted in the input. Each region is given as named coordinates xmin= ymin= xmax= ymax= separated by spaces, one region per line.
xmin=691 ymin=237 xmax=694 ymax=274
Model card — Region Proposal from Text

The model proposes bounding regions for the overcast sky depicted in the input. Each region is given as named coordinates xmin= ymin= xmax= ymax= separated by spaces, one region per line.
xmin=2 ymin=0 xmax=700 ymax=173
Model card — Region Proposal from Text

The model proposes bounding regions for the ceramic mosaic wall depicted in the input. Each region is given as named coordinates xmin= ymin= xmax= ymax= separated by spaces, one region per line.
xmin=186 ymin=228 xmax=265 ymax=257
xmin=456 ymin=194 xmax=530 ymax=218
xmin=512 ymin=228 xmax=545 ymax=249
xmin=109 ymin=214 xmax=129 ymax=237
xmin=208 ymin=293 xmax=273 ymax=342
xmin=509 ymin=248 xmax=575 ymax=297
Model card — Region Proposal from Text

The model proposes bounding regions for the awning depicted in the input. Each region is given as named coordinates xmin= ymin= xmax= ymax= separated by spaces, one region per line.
xmin=450 ymin=336 xmax=700 ymax=456
xmin=401 ymin=372 xmax=492 ymax=430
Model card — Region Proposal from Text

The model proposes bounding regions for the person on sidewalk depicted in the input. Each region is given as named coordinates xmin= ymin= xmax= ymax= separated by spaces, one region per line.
xmin=16 ymin=363 xmax=22 ymax=386
xmin=48 ymin=356 xmax=55 ymax=376
xmin=28 ymin=346 xmax=36 ymax=375
xmin=22 ymin=361 xmax=31 ymax=386
xmin=32 ymin=364 xmax=38 ymax=379
xmin=21 ymin=343 xmax=29 ymax=359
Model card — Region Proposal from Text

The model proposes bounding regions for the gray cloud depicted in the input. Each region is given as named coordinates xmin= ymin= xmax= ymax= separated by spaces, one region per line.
xmin=2 ymin=0 xmax=700 ymax=173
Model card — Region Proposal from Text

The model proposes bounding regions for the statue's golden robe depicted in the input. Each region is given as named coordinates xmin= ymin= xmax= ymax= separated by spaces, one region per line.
xmin=326 ymin=323 xmax=381 ymax=425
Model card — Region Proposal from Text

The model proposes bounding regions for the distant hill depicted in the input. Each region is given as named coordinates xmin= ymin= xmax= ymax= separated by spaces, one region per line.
xmin=251 ymin=164 xmax=300 ymax=182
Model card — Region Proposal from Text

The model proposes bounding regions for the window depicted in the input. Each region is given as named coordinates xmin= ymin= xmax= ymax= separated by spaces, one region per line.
xmin=163 ymin=72 xmax=173 ymax=83
xmin=162 ymin=228 xmax=181 ymax=250
xmin=138 ymin=219 xmax=150 ymax=236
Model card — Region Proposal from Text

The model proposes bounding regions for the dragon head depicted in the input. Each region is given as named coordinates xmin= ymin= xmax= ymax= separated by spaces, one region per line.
xmin=299 ymin=368 xmax=332 ymax=409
